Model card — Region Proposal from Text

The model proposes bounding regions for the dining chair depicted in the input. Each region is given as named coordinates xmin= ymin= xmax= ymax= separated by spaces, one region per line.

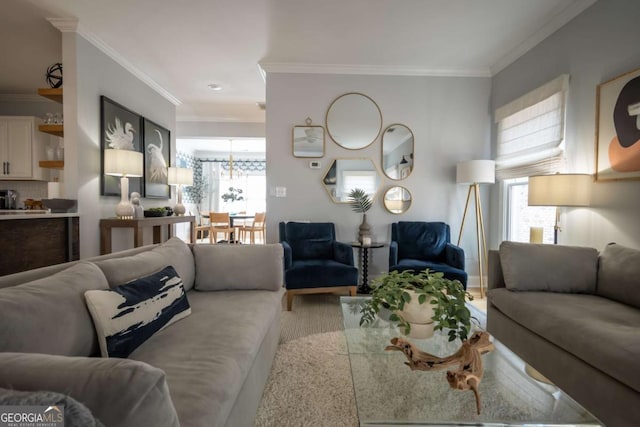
xmin=208 ymin=212 xmax=233 ymax=244
xmin=195 ymin=206 xmax=210 ymax=243
xmin=238 ymin=212 xmax=266 ymax=244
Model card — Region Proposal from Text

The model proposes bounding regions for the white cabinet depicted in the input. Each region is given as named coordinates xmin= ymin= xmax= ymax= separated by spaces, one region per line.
xmin=0 ymin=117 xmax=46 ymax=180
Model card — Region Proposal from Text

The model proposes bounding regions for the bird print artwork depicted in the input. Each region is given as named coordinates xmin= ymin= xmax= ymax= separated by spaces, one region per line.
xmin=147 ymin=129 xmax=168 ymax=182
xmin=105 ymin=117 xmax=136 ymax=150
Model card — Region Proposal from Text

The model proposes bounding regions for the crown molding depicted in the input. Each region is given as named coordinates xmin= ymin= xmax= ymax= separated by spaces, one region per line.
xmin=46 ymin=18 xmax=78 ymax=32
xmin=46 ymin=18 xmax=182 ymax=106
xmin=490 ymin=0 xmax=598 ymax=75
xmin=259 ymin=62 xmax=492 ymax=78
xmin=0 ymin=94 xmax=51 ymax=103
xmin=176 ymin=114 xmax=265 ymax=124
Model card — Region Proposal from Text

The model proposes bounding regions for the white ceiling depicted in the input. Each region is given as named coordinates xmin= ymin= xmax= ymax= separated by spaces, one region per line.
xmin=5 ymin=0 xmax=596 ymax=123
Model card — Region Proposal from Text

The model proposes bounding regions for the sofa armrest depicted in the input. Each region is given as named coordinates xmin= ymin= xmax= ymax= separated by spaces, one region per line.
xmin=333 ymin=241 xmax=354 ymax=266
xmin=488 ymin=249 xmax=505 ymax=291
xmin=281 ymin=241 xmax=293 ymax=270
xmin=444 ymin=243 xmax=465 ymax=270
xmin=0 ymin=353 xmax=179 ymax=427
xmin=193 ymin=244 xmax=285 ymax=291
xmin=389 ymin=241 xmax=398 ymax=268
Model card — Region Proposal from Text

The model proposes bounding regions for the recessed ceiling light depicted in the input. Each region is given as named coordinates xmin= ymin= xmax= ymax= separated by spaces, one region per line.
xmin=208 ymin=84 xmax=222 ymax=91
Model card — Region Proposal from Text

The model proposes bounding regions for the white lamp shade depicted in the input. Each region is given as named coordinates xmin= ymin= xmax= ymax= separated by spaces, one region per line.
xmin=456 ymin=160 xmax=496 ymax=184
xmin=104 ymin=149 xmax=143 ymax=177
xmin=168 ymin=167 xmax=194 ymax=186
xmin=528 ymin=174 xmax=592 ymax=207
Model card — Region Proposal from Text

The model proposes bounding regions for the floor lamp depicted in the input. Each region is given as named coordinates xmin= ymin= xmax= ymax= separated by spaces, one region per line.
xmin=528 ymin=173 xmax=591 ymax=244
xmin=456 ymin=160 xmax=495 ymax=299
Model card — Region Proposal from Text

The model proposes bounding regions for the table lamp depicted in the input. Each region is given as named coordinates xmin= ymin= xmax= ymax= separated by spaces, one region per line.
xmin=104 ymin=149 xmax=143 ymax=219
xmin=528 ymin=173 xmax=591 ymax=244
xmin=168 ymin=167 xmax=194 ymax=216
xmin=456 ymin=159 xmax=495 ymax=298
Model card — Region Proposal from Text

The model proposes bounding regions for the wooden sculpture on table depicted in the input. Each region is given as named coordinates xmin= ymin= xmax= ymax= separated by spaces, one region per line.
xmin=385 ymin=331 xmax=494 ymax=414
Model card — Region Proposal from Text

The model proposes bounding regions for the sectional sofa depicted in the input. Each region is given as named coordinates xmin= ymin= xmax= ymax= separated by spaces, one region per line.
xmin=487 ymin=241 xmax=640 ymax=427
xmin=0 ymin=237 xmax=285 ymax=427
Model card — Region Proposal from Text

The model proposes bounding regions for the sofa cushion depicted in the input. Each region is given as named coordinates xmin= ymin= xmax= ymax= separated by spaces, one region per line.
xmin=0 ymin=262 xmax=108 ymax=356
xmin=285 ymin=259 xmax=358 ymax=289
xmin=391 ymin=259 xmax=468 ymax=285
xmin=85 ymin=266 xmax=191 ymax=358
xmin=128 ymin=288 xmax=283 ymax=427
xmin=597 ymin=243 xmax=640 ymax=309
xmin=94 ymin=237 xmax=195 ymax=291
xmin=499 ymin=241 xmax=598 ymax=293
xmin=0 ymin=352 xmax=179 ymax=427
xmin=489 ymin=288 xmax=640 ymax=393
xmin=194 ymin=243 xmax=284 ymax=291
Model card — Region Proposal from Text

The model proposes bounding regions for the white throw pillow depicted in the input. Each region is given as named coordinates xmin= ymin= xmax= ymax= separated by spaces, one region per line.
xmin=85 ymin=265 xmax=191 ymax=358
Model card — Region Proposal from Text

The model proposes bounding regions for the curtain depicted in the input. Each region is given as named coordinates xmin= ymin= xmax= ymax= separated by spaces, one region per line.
xmin=495 ymin=74 xmax=569 ymax=180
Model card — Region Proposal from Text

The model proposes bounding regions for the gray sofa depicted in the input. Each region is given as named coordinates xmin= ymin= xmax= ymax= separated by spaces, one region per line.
xmin=487 ymin=241 xmax=640 ymax=427
xmin=0 ymin=237 xmax=285 ymax=427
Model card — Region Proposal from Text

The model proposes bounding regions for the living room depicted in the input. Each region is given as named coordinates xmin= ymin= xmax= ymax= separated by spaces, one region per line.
xmin=1 ymin=0 xmax=639 ymax=426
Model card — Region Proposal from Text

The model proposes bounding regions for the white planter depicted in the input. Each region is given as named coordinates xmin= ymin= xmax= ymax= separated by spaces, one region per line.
xmin=395 ymin=289 xmax=436 ymax=339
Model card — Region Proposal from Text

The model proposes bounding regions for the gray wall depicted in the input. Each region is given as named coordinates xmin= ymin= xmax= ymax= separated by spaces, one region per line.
xmin=266 ymin=73 xmax=491 ymax=279
xmin=65 ymin=33 xmax=176 ymax=257
xmin=177 ymin=121 xmax=264 ymax=139
xmin=489 ymin=0 xmax=640 ymax=250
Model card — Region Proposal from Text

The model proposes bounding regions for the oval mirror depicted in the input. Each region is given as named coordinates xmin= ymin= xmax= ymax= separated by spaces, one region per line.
xmin=326 ymin=93 xmax=382 ymax=150
xmin=383 ymin=186 xmax=412 ymax=214
xmin=382 ymin=124 xmax=414 ymax=180
xmin=322 ymin=158 xmax=382 ymax=203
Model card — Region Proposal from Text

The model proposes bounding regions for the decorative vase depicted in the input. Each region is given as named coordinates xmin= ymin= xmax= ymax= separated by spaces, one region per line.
xmin=396 ymin=289 xmax=436 ymax=339
xmin=359 ymin=213 xmax=371 ymax=243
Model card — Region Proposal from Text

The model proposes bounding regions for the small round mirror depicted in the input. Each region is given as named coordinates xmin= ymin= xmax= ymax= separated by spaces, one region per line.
xmin=326 ymin=93 xmax=382 ymax=150
xmin=383 ymin=186 xmax=412 ymax=214
xmin=382 ymin=124 xmax=414 ymax=180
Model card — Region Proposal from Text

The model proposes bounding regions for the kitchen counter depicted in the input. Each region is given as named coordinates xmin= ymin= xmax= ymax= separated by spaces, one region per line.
xmin=0 ymin=214 xmax=79 ymax=275
xmin=0 ymin=211 xmax=79 ymax=220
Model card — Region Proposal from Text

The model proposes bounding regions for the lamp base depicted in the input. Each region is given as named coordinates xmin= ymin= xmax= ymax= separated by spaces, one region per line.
xmin=116 ymin=176 xmax=134 ymax=219
xmin=173 ymin=203 xmax=186 ymax=216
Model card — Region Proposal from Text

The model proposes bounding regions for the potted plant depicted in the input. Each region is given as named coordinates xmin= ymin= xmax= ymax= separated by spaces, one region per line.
xmin=348 ymin=188 xmax=372 ymax=243
xmin=359 ymin=269 xmax=474 ymax=341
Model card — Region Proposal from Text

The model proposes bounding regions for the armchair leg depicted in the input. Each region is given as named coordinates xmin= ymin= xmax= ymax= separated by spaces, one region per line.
xmin=349 ymin=286 xmax=357 ymax=296
xmin=286 ymin=291 xmax=294 ymax=311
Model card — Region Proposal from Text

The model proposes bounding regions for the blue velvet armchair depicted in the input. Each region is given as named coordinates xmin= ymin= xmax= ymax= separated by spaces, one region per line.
xmin=279 ymin=222 xmax=358 ymax=310
xmin=389 ymin=221 xmax=467 ymax=288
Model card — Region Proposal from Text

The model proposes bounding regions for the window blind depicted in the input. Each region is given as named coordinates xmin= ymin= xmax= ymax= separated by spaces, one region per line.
xmin=495 ymin=74 xmax=569 ymax=180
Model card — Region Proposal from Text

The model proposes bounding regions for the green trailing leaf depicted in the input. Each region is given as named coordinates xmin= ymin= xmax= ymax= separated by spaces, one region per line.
xmin=360 ymin=268 xmax=473 ymax=342
xmin=348 ymin=188 xmax=372 ymax=213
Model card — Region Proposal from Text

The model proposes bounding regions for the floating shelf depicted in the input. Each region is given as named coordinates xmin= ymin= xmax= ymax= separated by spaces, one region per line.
xmin=39 ymin=160 xmax=64 ymax=169
xmin=38 ymin=124 xmax=64 ymax=137
xmin=37 ymin=88 xmax=63 ymax=104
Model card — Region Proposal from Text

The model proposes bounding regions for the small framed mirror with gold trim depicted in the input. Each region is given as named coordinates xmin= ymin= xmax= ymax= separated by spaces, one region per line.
xmin=293 ymin=117 xmax=324 ymax=158
xmin=383 ymin=186 xmax=412 ymax=214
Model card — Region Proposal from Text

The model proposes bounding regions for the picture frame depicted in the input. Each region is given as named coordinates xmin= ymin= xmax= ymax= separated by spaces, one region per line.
xmin=100 ymin=96 xmax=143 ymax=196
xmin=595 ymin=67 xmax=640 ymax=182
xmin=142 ymin=118 xmax=171 ymax=198
xmin=292 ymin=123 xmax=324 ymax=158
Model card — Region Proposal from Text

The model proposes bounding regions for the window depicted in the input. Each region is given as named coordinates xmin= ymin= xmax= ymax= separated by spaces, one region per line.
xmin=495 ymin=75 xmax=569 ymax=242
xmin=339 ymin=170 xmax=377 ymax=201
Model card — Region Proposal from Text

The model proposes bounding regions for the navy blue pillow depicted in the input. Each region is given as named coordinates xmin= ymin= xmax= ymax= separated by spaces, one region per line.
xmin=85 ymin=266 xmax=191 ymax=358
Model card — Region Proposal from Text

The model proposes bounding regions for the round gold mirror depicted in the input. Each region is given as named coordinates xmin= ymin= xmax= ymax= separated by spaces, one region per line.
xmin=326 ymin=93 xmax=382 ymax=150
xmin=382 ymin=124 xmax=414 ymax=180
xmin=322 ymin=158 xmax=382 ymax=203
xmin=383 ymin=186 xmax=412 ymax=214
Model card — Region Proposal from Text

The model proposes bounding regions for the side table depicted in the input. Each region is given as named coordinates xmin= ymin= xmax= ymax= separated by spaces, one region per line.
xmin=100 ymin=216 xmax=196 ymax=254
xmin=350 ymin=242 xmax=385 ymax=294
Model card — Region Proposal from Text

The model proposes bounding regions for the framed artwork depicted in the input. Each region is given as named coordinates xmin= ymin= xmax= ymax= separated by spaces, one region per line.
xmin=595 ymin=67 xmax=640 ymax=181
xmin=292 ymin=118 xmax=324 ymax=158
xmin=100 ymin=96 xmax=143 ymax=196
xmin=142 ymin=118 xmax=171 ymax=198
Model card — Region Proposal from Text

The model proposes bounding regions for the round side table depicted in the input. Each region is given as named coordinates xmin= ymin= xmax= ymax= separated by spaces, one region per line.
xmin=350 ymin=242 xmax=385 ymax=294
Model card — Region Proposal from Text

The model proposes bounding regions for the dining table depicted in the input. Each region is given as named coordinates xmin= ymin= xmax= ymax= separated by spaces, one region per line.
xmin=202 ymin=213 xmax=255 ymax=243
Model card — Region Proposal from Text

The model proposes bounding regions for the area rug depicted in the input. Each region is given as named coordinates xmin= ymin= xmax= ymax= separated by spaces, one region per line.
xmin=254 ymin=331 xmax=358 ymax=427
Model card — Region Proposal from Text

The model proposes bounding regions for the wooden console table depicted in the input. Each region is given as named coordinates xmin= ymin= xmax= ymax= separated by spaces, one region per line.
xmin=100 ymin=216 xmax=196 ymax=254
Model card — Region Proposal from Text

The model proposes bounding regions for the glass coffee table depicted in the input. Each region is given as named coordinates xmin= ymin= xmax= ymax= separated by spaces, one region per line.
xmin=341 ymin=296 xmax=601 ymax=426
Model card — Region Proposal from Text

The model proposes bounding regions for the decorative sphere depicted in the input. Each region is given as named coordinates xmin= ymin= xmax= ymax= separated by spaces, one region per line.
xmin=46 ymin=63 xmax=63 ymax=88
